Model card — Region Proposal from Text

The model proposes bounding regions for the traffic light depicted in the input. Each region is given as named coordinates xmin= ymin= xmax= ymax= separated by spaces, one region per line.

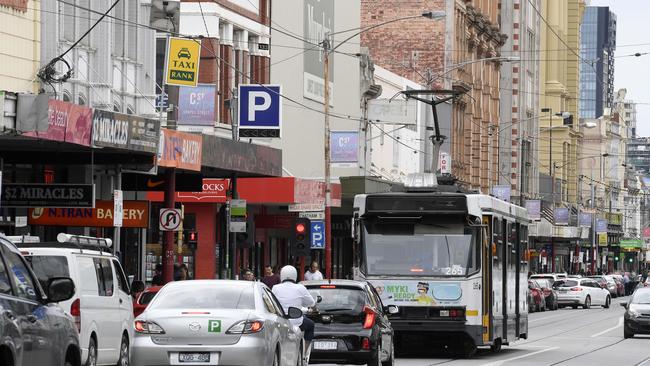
xmin=629 ymin=257 xmax=634 ymax=263
xmin=615 ymin=256 xmax=619 ymax=261
xmin=187 ymin=231 xmax=198 ymax=251
xmin=235 ymin=214 xmax=255 ymax=248
xmin=291 ymin=218 xmax=311 ymax=257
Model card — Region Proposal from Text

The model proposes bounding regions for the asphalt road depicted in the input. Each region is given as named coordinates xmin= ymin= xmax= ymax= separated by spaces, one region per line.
xmin=318 ymin=296 xmax=650 ymax=366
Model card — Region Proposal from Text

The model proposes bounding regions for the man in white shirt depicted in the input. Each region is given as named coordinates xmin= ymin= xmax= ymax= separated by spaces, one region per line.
xmin=273 ymin=265 xmax=316 ymax=360
xmin=304 ymin=261 xmax=324 ymax=281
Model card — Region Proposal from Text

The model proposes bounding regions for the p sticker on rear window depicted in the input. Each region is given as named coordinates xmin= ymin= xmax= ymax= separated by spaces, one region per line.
xmin=208 ymin=320 xmax=221 ymax=333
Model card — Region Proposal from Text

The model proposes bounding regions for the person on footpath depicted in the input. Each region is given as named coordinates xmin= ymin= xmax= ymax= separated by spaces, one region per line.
xmin=304 ymin=261 xmax=324 ymax=281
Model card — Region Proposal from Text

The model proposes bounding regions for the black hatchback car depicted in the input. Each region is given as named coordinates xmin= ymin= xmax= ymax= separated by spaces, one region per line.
xmin=303 ymin=279 xmax=397 ymax=366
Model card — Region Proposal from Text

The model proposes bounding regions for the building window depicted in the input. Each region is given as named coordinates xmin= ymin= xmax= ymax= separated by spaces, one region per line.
xmin=78 ymin=94 xmax=86 ymax=106
xmin=62 ymin=91 xmax=72 ymax=102
xmin=113 ymin=100 xmax=122 ymax=112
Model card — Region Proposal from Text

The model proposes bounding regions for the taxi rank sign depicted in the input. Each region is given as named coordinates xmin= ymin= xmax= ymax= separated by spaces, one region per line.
xmin=164 ymin=37 xmax=201 ymax=87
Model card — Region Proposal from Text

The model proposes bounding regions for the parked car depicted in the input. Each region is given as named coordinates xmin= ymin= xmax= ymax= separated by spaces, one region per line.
xmin=303 ymin=280 xmax=397 ymax=365
xmin=621 ymin=287 xmax=650 ymax=338
xmin=612 ymin=276 xmax=626 ymax=297
xmin=133 ymin=286 xmax=162 ymax=318
xmin=0 ymin=234 xmax=81 ymax=366
xmin=132 ymin=280 xmax=303 ymax=366
xmin=589 ymin=276 xmax=617 ymax=297
xmin=528 ymin=288 xmax=536 ymax=313
xmin=528 ymin=280 xmax=546 ymax=312
xmin=555 ymin=278 xmax=611 ymax=309
xmin=533 ymin=279 xmax=558 ymax=310
xmin=16 ymin=234 xmax=134 ymax=366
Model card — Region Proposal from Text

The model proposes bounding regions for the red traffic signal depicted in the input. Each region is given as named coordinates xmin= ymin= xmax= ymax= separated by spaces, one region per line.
xmin=296 ymin=223 xmax=306 ymax=233
xmin=189 ymin=232 xmax=197 ymax=241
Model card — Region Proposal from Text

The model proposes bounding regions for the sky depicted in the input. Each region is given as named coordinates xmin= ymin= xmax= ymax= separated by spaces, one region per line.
xmin=589 ymin=0 xmax=650 ymax=136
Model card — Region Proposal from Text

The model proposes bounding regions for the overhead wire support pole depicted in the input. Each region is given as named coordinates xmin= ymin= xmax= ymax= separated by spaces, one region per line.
xmin=323 ymin=33 xmax=332 ymax=280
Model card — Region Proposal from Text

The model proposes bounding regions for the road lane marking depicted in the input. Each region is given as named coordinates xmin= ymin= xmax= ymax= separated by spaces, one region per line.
xmin=530 ymin=311 xmax=581 ymax=323
xmin=480 ymin=346 xmax=559 ymax=366
xmin=635 ymin=357 xmax=650 ymax=366
xmin=590 ymin=317 xmax=623 ymax=337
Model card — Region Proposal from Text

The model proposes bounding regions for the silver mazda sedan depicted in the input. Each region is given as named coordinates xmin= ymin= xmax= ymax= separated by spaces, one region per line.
xmin=132 ymin=280 xmax=303 ymax=366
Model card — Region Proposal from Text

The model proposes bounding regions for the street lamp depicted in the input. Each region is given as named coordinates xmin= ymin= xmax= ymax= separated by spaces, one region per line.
xmin=321 ymin=11 xmax=445 ymax=278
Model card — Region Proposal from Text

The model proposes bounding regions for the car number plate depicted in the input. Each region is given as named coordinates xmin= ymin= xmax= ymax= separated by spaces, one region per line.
xmin=313 ymin=341 xmax=337 ymax=350
xmin=179 ymin=353 xmax=210 ymax=362
xmin=440 ymin=310 xmax=450 ymax=317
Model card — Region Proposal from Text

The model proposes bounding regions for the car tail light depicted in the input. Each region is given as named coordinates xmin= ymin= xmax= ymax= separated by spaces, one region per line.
xmin=70 ymin=299 xmax=81 ymax=332
xmin=134 ymin=320 xmax=165 ymax=334
xmin=449 ymin=309 xmax=464 ymax=318
xmin=363 ymin=306 xmax=376 ymax=329
xmin=319 ymin=285 xmax=336 ymax=289
xmin=361 ymin=337 xmax=370 ymax=350
xmin=226 ymin=320 xmax=265 ymax=334
xmin=570 ymin=287 xmax=583 ymax=291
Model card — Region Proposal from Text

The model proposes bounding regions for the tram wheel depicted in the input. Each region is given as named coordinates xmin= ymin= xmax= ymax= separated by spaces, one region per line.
xmin=490 ymin=338 xmax=502 ymax=353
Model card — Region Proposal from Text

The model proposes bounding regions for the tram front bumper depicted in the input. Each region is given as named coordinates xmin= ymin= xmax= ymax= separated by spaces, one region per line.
xmin=390 ymin=319 xmax=484 ymax=346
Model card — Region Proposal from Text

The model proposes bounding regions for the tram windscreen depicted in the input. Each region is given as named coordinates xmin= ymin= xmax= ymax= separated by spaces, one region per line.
xmin=362 ymin=216 xmax=479 ymax=277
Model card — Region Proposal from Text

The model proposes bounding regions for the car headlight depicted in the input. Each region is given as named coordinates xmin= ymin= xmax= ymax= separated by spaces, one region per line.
xmin=629 ymin=309 xmax=641 ymax=318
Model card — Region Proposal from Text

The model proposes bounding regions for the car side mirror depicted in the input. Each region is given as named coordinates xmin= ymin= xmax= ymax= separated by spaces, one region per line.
xmin=620 ymin=302 xmax=628 ymax=309
xmin=385 ymin=305 xmax=399 ymax=314
xmin=317 ymin=295 xmax=323 ymax=303
xmin=131 ymin=280 xmax=145 ymax=295
xmin=47 ymin=277 xmax=75 ymax=303
xmin=287 ymin=306 xmax=303 ymax=319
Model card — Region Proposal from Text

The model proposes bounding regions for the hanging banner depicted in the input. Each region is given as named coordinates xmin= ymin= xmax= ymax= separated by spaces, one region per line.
xmin=178 ymin=84 xmax=216 ymax=126
xmin=525 ymin=200 xmax=541 ymax=221
xmin=330 ymin=131 xmax=358 ymax=164
xmin=578 ymin=213 xmax=592 ymax=227
xmin=553 ymin=208 xmax=569 ymax=225
xmin=596 ymin=218 xmax=608 ymax=233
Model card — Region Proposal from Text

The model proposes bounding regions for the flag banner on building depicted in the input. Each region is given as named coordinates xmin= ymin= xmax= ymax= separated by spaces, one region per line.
xmin=578 ymin=212 xmax=592 ymax=227
xmin=596 ymin=218 xmax=608 ymax=233
xmin=525 ymin=200 xmax=541 ymax=221
xmin=178 ymin=85 xmax=216 ymax=126
xmin=330 ymin=131 xmax=358 ymax=164
xmin=553 ymin=207 xmax=569 ymax=225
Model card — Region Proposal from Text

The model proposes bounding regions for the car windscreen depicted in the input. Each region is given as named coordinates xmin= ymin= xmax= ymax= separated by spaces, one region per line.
xmin=632 ymin=291 xmax=650 ymax=304
xmin=558 ymin=280 xmax=579 ymax=287
xmin=150 ymin=284 xmax=255 ymax=310
xmin=307 ymin=287 xmax=366 ymax=314
xmin=139 ymin=291 xmax=159 ymax=305
xmin=25 ymin=255 xmax=70 ymax=290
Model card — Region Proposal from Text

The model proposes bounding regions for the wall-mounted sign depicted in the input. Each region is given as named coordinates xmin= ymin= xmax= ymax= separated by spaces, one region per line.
xmin=598 ymin=232 xmax=608 ymax=246
xmin=367 ymin=99 xmax=418 ymax=125
xmin=438 ymin=152 xmax=451 ymax=174
xmin=303 ymin=0 xmax=334 ymax=103
xmin=157 ymin=129 xmax=203 ymax=171
xmin=164 ymin=37 xmax=201 ymax=87
xmin=176 ymin=179 xmax=229 ymax=203
xmin=92 ymin=110 xmax=160 ymax=153
xmin=238 ymin=85 xmax=282 ymax=138
xmin=28 ymin=200 xmax=148 ymax=228
xmin=525 ymin=200 xmax=541 ymax=221
xmin=330 ymin=131 xmax=358 ymax=164
xmin=178 ymin=84 xmax=216 ymax=126
xmin=23 ymin=99 xmax=93 ymax=146
xmin=2 ymin=183 xmax=94 ymax=208
xmin=121 ymin=172 xmax=203 ymax=192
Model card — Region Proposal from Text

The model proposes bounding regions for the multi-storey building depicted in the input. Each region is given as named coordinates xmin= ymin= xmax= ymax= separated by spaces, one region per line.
xmin=579 ymin=6 xmax=617 ymax=119
xmin=360 ymin=0 xmax=506 ymax=193
xmin=0 ymin=0 xmax=41 ymax=94
xmin=499 ymin=0 xmax=541 ymax=204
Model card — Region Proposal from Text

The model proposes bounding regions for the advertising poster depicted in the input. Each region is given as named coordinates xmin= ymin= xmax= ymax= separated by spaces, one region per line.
xmin=553 ymin=208 xmax=569 ymax=225
xmin=367 ymin=280 xmax=462 ymax=307
xmin=330 ymin=131 xmax=358 ymax=163
xmin=178 ymin=85 xmax=216 ymax=126
xmin=525 ymin=200 xmax=541 ymax=221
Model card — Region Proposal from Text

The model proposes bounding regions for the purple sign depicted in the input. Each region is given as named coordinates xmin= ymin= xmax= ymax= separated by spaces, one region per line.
xmin=492 ymin=185 xmax=511 ymax=202
xmin=178 ymin=85 xmax=216 ymax=126
xmin=525 ymin=200 xmax=541 ymax=221
xmin=330 ymin=131 xmax=358 ymax=163
xmin=553 ymin=207 xmax=569 ymax=225
xmin=578 ymin=213 xmax=592 ymax=227
xmin=596 ymin=218 xmax=608 ymax=233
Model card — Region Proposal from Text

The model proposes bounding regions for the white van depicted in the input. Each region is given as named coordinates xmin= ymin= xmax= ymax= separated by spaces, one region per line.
xmin=13 ymin=234 xmax=134 ymax=366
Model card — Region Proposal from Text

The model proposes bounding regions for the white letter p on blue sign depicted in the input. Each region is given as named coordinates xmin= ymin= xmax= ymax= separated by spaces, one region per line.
xmin=248 ymin=91 xmax=271 ymax=122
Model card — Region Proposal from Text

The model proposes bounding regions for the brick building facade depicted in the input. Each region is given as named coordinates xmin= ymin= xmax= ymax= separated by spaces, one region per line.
xmin=361 ymin=0 xmax=506 ymax=193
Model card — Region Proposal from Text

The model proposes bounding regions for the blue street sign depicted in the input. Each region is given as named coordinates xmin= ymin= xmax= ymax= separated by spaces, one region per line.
xmin=238 ymin=84 xmax=282 ymax=138
xmin=310 ymin=220 xmax=325 ymax=249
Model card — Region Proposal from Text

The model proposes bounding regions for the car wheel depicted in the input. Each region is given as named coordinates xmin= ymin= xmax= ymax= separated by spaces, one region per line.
xmin=603 ymin=296 xmax=611 ymax=309
xmin=85 ymin=337 xmax=97 ymax=366
xmin=381 ymin=341 xmax=394 ymax=366
xmin=116 ymin=334 xmax=129 ymax=366
xmin=367 ymin=343 xmax=381 ymax=366
xmin=583 ymin=296 xmax=591 ymax=309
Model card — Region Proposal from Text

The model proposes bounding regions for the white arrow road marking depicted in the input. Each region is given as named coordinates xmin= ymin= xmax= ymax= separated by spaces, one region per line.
xmin=590 ymin=317 xmax=624 ymax=337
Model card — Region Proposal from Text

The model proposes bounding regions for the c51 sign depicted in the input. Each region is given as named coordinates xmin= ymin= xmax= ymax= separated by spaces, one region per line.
xmin=164 ymin=37 xmax=201 ymax=87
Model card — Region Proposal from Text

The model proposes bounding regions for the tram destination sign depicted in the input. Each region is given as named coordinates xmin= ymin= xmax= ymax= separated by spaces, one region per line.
xmin=1 ymin=183 xmax=95 ymax=208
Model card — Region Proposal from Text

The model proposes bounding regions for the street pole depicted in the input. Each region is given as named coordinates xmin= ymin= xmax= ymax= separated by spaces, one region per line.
xmin=323 ymin=34 xmax=332 ymax=279
xmin=591 ymin=183 xmax=596 ymax=274
xmin=549 ymin=109 xmax=555 ymax=273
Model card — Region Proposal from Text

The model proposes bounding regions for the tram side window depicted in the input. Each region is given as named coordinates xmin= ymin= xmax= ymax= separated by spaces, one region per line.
xmin=519 ymin=225 xmax=529 ymax=273
xmin=508 ymin=222 xmax=517 ymax=270
xmin=493 ymin=218 xmax=503 ymax=267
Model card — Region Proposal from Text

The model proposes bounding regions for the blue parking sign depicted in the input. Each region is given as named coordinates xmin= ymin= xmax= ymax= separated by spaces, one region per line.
xmin=238 ymin=85 xmax=282 ymax=138
xmin=310 ymin=220 xmax=325 ymax=249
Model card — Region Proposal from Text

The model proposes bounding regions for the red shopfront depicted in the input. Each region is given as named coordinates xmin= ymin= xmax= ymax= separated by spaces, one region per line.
xmin=148 ymin=177 xmax=341 ymax=280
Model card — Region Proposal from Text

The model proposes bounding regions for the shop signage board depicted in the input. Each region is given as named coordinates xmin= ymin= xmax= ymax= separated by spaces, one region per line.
xmin=113 ymin=190 xmax=123 ymax=227
xmin=525 ymin=200 xmax=541 ymax=221
xmin=28 ymin=200 xmax=149 ymax=228
xmin=229 ymin=199 xmax=247 ymax=233
xmin=1 ymin=183 xmax=94 ymax=208
xmin=238 ymin=85 xmax=282 ymax=138
xmin=178 ymin=84 xmax=216 ymax=126
xmin=164 ymin=37 xmax=201 ymax=87
xmin=176 ymin=179 xmax=229 ymax=203
xmin=157 ymin=129 xmax=203 ymax=171
xmin=159 ymin=208 xmax=182 ymax=231
xmin=91 ymin=110 xmax=160 ymax=153
xmin=23 ymin=99 xmax=93 ymax=146
xmin=122 ymin=172 xmax=203 ymax=192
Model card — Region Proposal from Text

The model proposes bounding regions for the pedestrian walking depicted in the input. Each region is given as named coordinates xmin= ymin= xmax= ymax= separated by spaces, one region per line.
xmin=261 ymin=265 xmax=281 ymax=288
xmin=243 ymin=268 xmax=255 ymax=281
xmin=304 ymin=261 xmax=324 ymax=281
xmin=151 ymin=263 xmax=164 ymax=286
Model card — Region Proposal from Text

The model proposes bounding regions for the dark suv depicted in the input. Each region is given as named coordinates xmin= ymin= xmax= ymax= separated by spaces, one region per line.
xmin=303 ymin=279 xmax=397 ymax=365
xmin=0 ymin=235 xmax=79 ymax=366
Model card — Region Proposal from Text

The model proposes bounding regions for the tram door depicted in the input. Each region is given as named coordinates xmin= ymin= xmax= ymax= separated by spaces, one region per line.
xmin=482 ymin=218 xmax=492 ymax=345
xmin=492 ymin=217 xmax=505 ymax=341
